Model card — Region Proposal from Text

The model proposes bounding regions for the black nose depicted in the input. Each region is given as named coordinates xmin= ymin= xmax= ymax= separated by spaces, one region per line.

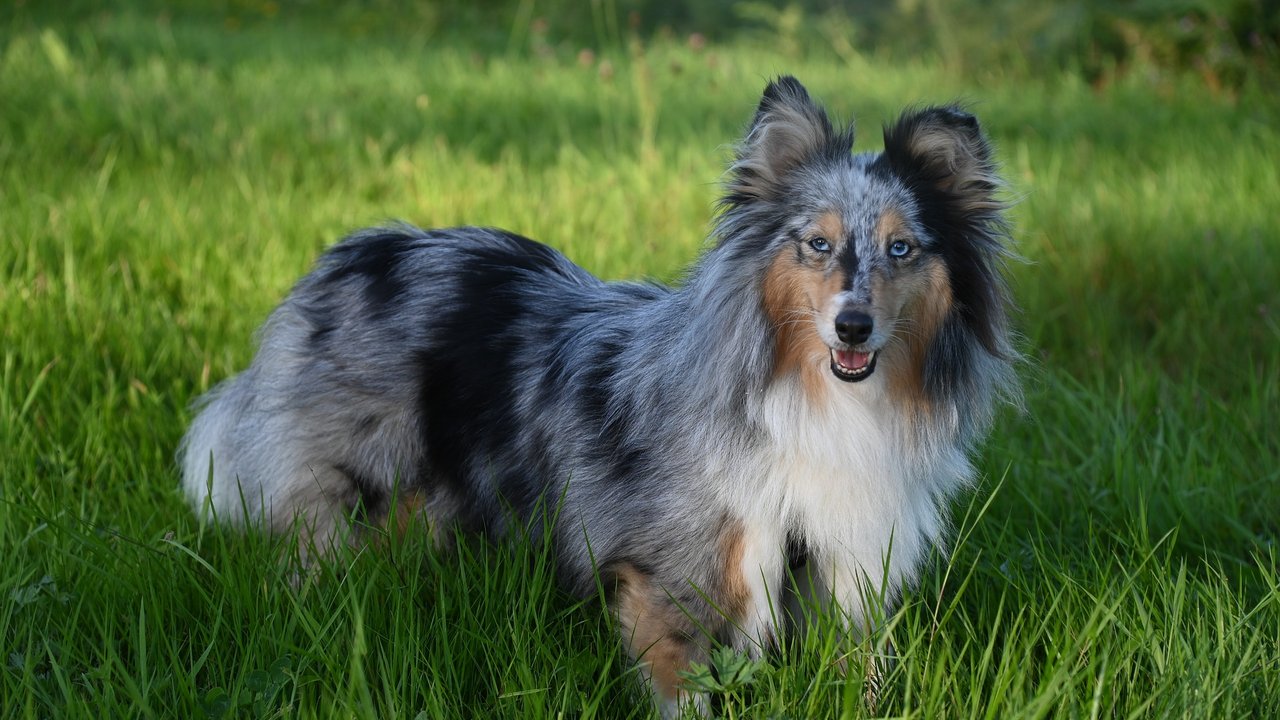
xmin=834 ymin=310 xmax=873 ymax=344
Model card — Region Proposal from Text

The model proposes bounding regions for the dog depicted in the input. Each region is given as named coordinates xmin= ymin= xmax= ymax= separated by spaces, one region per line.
xmin=181 ymin=76 xmax=1017 ymax=713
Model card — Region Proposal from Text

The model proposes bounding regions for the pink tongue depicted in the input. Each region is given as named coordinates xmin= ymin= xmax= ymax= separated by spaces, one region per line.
xmin=836 ymin=349 xmax=870 ymax=370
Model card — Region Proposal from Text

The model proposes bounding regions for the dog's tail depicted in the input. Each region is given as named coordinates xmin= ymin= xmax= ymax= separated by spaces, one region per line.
xmin=179 ymin=370 xmax=256 ymax=525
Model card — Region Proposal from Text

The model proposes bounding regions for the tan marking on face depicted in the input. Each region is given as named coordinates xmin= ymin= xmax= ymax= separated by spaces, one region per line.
xmin=874 ymin=208 xmax=910 ymax=247
xmin=867 ymin=207 xmax=923 ymax=320
xmin=609 ymin=564 xmax=694 ymax=702
xmin=813 ymin=211 xmax=844 ymax=246
xmin=879 ymin=257 xmax=953 ymax=419
xmin=762 ymin=227 xmax=846 ymax=400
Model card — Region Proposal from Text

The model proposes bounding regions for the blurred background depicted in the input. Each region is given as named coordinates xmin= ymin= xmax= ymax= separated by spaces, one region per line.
xmin=11 ymin=0 xmax=1276 ymax=87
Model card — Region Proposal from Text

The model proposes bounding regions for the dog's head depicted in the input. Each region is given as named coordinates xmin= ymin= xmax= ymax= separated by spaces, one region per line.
xmin=720 ymin=77 xmax=1013 ymax=405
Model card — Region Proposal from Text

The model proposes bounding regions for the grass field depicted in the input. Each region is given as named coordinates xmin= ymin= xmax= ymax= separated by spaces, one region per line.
xmin=2 ymin=4 xmax=1278 ymax=718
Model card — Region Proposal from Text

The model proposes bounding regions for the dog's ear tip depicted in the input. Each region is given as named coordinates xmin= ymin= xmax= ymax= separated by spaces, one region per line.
xmin=941 ymin=105 xmax=980 ymax=130
xmin=911 ymin=104 xmax=981 ymax=131
xmin=761 ymin=75 xmax=809 ymax=102
xmin=883 ymin=105 xmax=988 ymax=155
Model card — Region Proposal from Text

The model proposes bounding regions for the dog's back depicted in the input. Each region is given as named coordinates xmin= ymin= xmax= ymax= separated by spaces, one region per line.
xmin=181 ymin=226 xmax=621 ymax=544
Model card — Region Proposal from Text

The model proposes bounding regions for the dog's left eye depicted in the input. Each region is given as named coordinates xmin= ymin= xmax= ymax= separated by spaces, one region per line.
xmin=889 ymin=240 xmax=912 ymax=258
xmin=808 ymin=238 xmax=832 ymax=253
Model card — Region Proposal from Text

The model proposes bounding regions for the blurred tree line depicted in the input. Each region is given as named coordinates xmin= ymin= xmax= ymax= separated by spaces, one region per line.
xmin=605 ymin=0 xmax=1277 ymax=90
xmin=7 ymin=0 xmax=1277 ymax=89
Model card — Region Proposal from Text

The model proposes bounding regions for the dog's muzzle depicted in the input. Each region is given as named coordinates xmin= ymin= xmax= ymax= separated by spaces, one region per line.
xmin=830 ymin=309 xmax=877 ymax=381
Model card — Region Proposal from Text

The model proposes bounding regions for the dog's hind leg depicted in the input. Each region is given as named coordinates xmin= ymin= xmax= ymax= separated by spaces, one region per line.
xmin=183 ymin=387 xmax=376 ymax=555
xmin=265 ymin=462 xmax=366 ymax=554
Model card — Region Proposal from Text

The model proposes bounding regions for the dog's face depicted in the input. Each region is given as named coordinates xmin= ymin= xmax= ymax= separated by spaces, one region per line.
xmin=721 ymin=77 xmax=1006 ymax=399
xmin=761 ymin=184 xmax=952 ymax=387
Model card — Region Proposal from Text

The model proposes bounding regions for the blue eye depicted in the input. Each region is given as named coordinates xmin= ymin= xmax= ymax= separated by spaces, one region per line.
xmin=808 ymin=237 xmax=831 ymax=253
xmin=889 ymin=240 xmax=912 ymax=258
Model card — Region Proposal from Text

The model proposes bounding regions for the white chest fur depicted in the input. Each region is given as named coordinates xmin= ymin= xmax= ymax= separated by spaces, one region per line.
xmin=734 ymin=375 xmax=972 ymax=617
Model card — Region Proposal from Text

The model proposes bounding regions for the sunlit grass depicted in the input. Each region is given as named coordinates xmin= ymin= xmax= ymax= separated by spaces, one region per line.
xmin=2 ymin=5 xmax=1278 ymax=718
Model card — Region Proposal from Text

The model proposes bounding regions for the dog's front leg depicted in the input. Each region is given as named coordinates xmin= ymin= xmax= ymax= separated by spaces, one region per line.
xmin=806 ymin=552 xmax=898 ymax=709
xmin=608 ymin=564 xmax=708 ymax=717
xmin=722 ymin=520 xmax=787 ymax=659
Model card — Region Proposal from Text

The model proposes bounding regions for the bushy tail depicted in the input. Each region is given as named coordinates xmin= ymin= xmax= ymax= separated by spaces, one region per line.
xmin=179 ymin=372 xmax=254 ymax=525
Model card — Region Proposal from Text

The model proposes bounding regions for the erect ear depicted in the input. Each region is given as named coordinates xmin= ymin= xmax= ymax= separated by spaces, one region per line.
xmin=882 ymin=106 xmax=1001 ymax=212
xmin=726 ymin=76 xmax=852 ymax=201
xmin=884 ymin=106 xmax=1013 ymax=361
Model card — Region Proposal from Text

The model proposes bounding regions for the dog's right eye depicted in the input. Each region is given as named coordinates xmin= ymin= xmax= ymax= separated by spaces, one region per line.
xmin=808 ymin=237 xmax=831 ymax=253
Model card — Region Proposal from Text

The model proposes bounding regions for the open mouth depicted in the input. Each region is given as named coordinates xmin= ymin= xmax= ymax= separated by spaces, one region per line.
xmin=830 ymin=348 xmax=878 ymax=382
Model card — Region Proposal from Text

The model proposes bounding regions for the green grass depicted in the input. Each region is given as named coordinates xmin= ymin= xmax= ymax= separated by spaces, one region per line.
xmin=3 ymin=4 xmax=1279 ymax=718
